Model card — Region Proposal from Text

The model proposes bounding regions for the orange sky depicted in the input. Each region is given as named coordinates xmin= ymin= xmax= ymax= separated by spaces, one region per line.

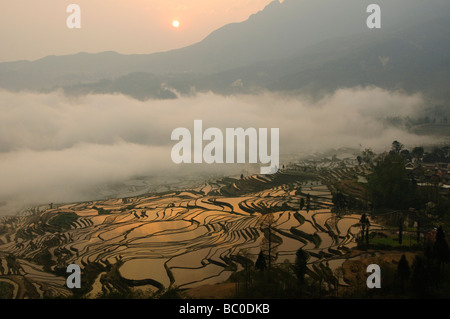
xmin=0 ymin=0 xmax=274 ymax=62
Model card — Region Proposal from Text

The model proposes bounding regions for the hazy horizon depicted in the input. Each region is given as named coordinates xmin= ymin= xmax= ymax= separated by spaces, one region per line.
xmin=2 ymin=0 xmax=447 ymax=63
xmin=0 ymin=0 xmax=274 ymax=63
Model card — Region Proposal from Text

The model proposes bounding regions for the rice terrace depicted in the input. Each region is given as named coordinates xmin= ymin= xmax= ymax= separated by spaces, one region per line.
xmin=0 ymin=154 xmax=387 ymax=298
xmin=1 ymin=141 xmax=450 ymax=300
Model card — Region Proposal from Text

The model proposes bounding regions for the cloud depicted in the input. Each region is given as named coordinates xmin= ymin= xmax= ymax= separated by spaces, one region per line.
xmin=0 ymin=87 xmax=440 ymax=214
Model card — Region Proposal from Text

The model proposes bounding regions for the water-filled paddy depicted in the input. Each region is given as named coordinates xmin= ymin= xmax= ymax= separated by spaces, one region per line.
xmin=0 ymin=171 xmax=383 ymax=297
xmin=119 ymin=258 xmax=170 ymax=287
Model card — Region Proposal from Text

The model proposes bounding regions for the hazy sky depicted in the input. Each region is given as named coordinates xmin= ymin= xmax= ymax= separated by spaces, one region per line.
xmin=0 ymin=0 xmax=274 ymax=63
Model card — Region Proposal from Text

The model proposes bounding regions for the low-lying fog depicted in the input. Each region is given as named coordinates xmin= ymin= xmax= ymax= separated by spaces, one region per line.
xmin=0 ymin=87 xmax=438 ymax=214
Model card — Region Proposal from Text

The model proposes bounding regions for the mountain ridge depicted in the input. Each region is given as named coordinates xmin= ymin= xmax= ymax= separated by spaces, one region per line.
xmin=0 ymin=0 xmax=449 ymax=103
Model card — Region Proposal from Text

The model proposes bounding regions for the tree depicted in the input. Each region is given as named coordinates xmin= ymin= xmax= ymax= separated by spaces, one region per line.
xmin=332 ymin=192 xmax=347 ymax=213
xmin=333 ymin=267 xmax=344 ymax=297
xmin=261 ymin=213 xmax=279 ymax=269
xmin=391 ymin=140 xmax=404 ymax=154
xmin=433 ymin=226 xmax=449 ymax=275
xmin=300 ymin=198 xmax=305 ymax=210
xmin=411 ymin=147 xmax=424 ymax=163
xmin=367 ymin=153 xmax=412 ymax=209
xmin=294 ymin=248 xmax=309 ymax=286
xmin=365 ymin=222 xmax=370 ymax=244
xmin=400 ymin=149 xmax=411 ymax=162
xmin=411 ymin=255 xmax=427 ymax=297
xmin=362 ymin=148 xmax=375 ymax=164
xmin=360 ymin=214 xmax=366 ymax=242
xmin=237 ymin=249 xmax=253 ymax=290
xmin=255 ymin=250 xmax=266 ymax=271
xmin=397 ymin=254 xmax=410 ymax=292
xmin=424 ymin=147 xmax=446 ymax=163
xmin=306 ymin=194 xmax=311 ymax=212
xmin=359 ymin=213 xmax=370 ymax=243
xmin=356 ymin=155 xmax=362 ymax=165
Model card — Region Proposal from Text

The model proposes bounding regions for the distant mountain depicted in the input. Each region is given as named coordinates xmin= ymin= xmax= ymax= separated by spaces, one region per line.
xmin=0 ymin=0 xmax=449 ymax=102
xmin=265 ymin=15 xmax=450 ymax=102
xmin=63 ymin=15 xmax=450 ymax=103
xmin=0 ymin=51 xmax=148 ymax=91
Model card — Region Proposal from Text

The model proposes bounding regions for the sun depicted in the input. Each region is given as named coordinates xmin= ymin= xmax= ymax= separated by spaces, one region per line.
xmin=172 ymin=20 xmax=180 ymax=28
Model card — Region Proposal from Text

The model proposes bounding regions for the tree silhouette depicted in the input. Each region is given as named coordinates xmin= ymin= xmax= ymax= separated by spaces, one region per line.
xmin=400 ymin=149 xmax=411 ymax=162
xmin=365 ymin=223 xmax=370 ymax=244
xmin=332 ymin=192 xmax=347 ymax=213
xmin=433 ymin=226 xmax=449 ymax=275
xmin=300 ymin=198 xmax=305 ymax=210
xmin=237 ymin=249 xmax=253 ymax=290
xmin=261 ymin=214 xmax=279 ymax=269
xmin=359 ymin=213 xmax=370 ymax=243
xmin=356 ymin=155 xmax=362 ymax=165
xmin=397 ymin=254 xmax=410 ymax=292
xmin=411 ymin=147 xmax=424 ymax=163
xmin=306 ymin=194 xmax=311 ymax=213
xmin=362 ymin=148 xmax=375 ymax=164
xmin=367 ymin=153 xmax=412 ymax=210
xmin=391 ymin=140 xmax=404 ymax=154
xmin=294 ymin=248 xmax=309 ymax=286
xmin=411 ymin=255 xmax=427 ymax=297
xmin=255 ymin=250 xmax=266 ymax=271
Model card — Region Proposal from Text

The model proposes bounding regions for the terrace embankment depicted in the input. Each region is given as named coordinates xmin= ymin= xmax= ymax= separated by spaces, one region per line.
xmin=0 ymin=164 xmax=383 ymax=298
